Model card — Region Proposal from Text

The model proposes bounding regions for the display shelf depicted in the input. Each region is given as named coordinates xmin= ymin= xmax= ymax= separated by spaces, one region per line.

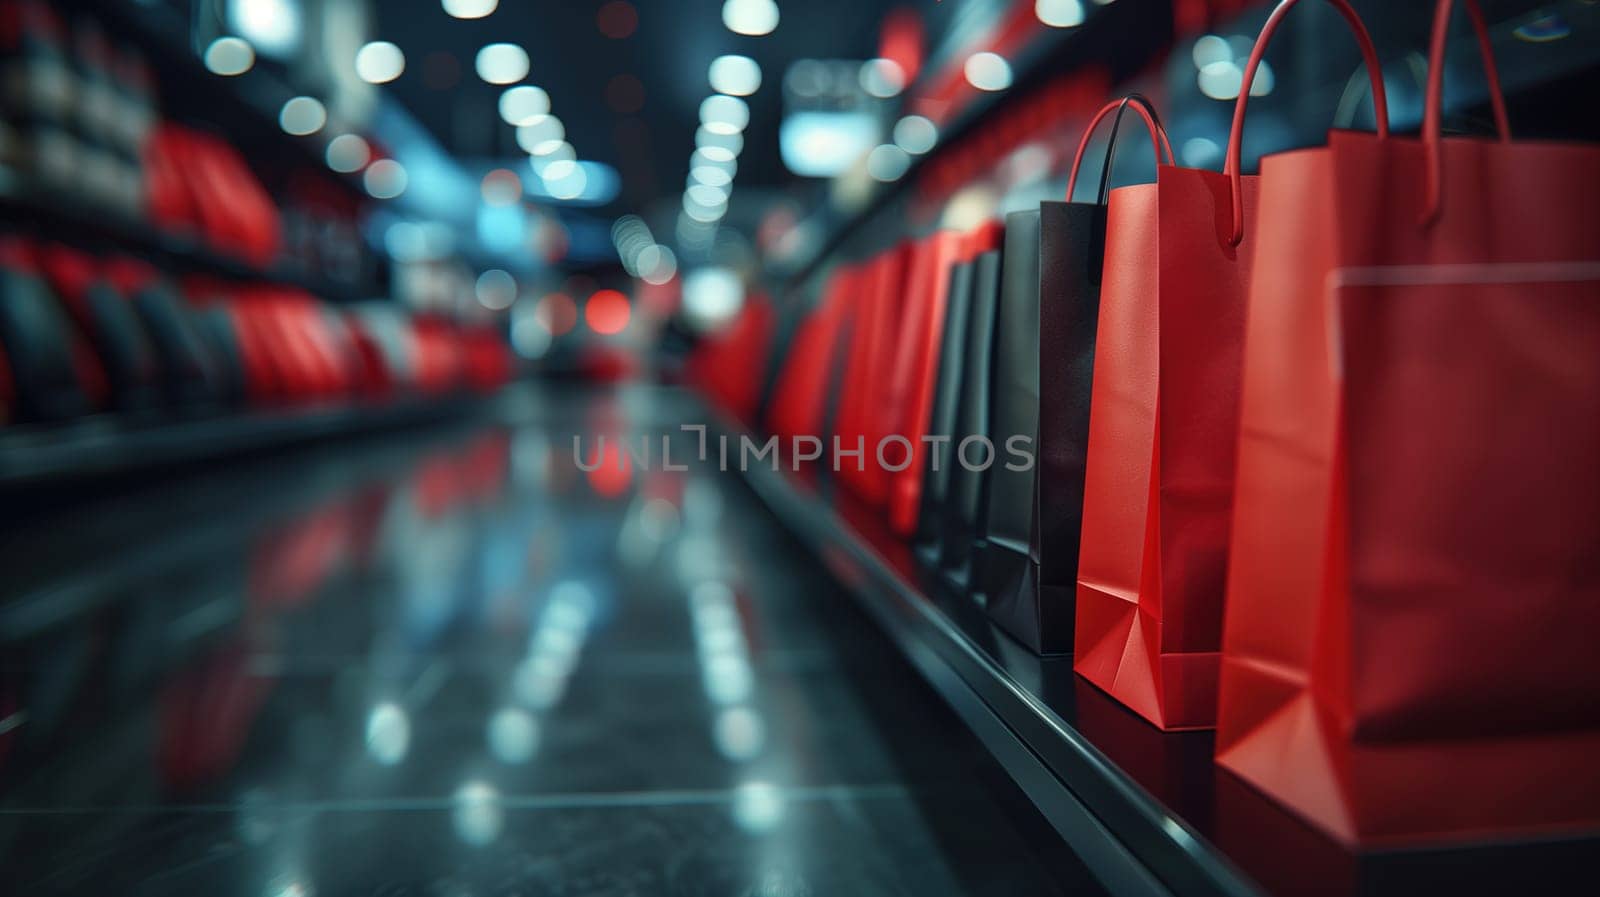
xmin=0 ymin=391 xmax=521 ymax=490
xmin=0 ymin=182 xmax=379 ymax=304
xmin=728 ymin=415 xmax=1598 ymax=897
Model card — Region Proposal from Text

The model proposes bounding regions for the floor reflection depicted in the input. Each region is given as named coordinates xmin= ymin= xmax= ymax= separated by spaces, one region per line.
xmin=0 ymin=388 xmax=1097 ymax=896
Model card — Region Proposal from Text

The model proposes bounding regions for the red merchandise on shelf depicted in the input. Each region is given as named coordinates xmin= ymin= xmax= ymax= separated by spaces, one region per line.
xmin=765 ymin=265 xmax=855 ymax=444
xmin=833 ymin=246 xmax=911 ymax=508
xmin=884 ymin=228 xmax=971 ymax=537
xmin=145 ymin=124 xmax=283 ymax=269
xmin=411 ymin=315 xmax=466 ymax=395
xmin=1217 ymin=0 xmax=1600 ymax=846
xmin=1073 ymin=0 xmax=1390 ymax=733
xmin=684 ymin=292 xmax=776 ymax=426
xmin=460 ymin=324 xmax=514 ymax=393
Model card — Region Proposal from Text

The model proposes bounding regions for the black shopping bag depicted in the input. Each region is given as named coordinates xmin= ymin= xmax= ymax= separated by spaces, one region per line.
xmin=980 ymin=95 xmax=1173 ymax=653
xmin=938 ymin=248 xmax=1002 ymax=592
xmin=914 ymin=260 xmax=976 ymax=563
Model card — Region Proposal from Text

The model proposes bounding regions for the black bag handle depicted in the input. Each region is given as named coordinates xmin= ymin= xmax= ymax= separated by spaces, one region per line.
xmin=1065 ymin=94 xmax=1174 ymax=206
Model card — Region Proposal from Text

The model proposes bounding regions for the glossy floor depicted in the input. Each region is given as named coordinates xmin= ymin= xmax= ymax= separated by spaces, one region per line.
xmin=0 ymin=389 xmax=1099 ymax=896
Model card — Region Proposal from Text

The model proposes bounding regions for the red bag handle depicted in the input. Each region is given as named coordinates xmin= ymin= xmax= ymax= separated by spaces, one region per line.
xmin=1066 ymin=95 xmax=1174 ymax=204
xmin=1225 ymin=0 xmax=1390 ymax=247
xmin=1422 ymin=0 xmax=1511 ymax=226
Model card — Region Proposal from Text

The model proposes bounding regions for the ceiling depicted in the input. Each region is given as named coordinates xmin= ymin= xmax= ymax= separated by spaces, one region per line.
xmin=371 ymin=0 xmax=922 ymax=215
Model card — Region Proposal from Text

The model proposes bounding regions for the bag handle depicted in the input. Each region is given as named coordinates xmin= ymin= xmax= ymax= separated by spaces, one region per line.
xmin=1066 ymin=95 xmax=1174 ymax=205
xmin=1422 ymin=0 xmax=1511 ymax=226
xmin=1225 ymin=0 xmax=1391 ymax=247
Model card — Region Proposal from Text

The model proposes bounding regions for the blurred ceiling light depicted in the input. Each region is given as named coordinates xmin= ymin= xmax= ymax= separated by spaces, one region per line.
xmin=1181 ymin=137 xmax=1221 ymax=168
xmin=529 ymin=142 xmax=576 ymax=176
xmin=858 ymin=58 xmax=906 ymax=98
xmin=355 ymin=41 xmax=405 ymax=84
xmin=698 ymin=145 xmax=737 ymax=164
xmin=1192 ymin=34 xmax=1230 ymax=68
xmin=544 ymin=162 xmax=589 ymax=200
xmin=227 ymin=0 xmax=300 ymax=58
xmin=700 ymin=95 xmax=750 ymax=135
xmin=892 ymin=114 xmax=937 ymax=154
xmin=964 ymin=52 xmax=1012 ymax=91
xmin=476 ymin=269 xmax=518 ymax=310
xmin=722 ymin=0 xmax=779 ymax=37
xmin=691 ymin=166 xmax=733 ymax=188
xmin=683 ymin=200 xmax=725 ymax=223
xmin=516 ymin=116 xmax=565 ymax=153
xmin=364 ymin=159 xmax=408 ymax=199
xmin=691 ymin=148 xmax=737 ymax=174
xmin=709 ymin=55 xmax=762 ymax=96
xmin=204 ymin=37 xmax=255 ymax=76
xmin=476 ymin=43 xmax=530 ymax=85
xmin=542 ymin=159 xmax=579 ymax=182
xmin=613 ymin=214 xmax=654 ymax=268
xmin=481 ymin=168 xmax=523 ymax=205
xmin=866 ymin=144 xmax=911 ymax=181
xmin=499 ymin=85 xmax=550 ymax=125
xmin=682 ymin=267 xmax=744 ymax=331
xmin=443 ymin=0 xmax=498 ymax=19
xmin=1198 ymin=60 xmax=1244 ymax=100
xmin=695 ymin=127 xmax=743 ymax=159
xmin=637 ymin=244 xmax=678 ymax=285
xmin=326 ymin=134 xmax=370 ymax=172
xmin=687 ymin=183 xmax=730 ymax=208
xmin=278 ymin=96 xmax=326 ymax=136
xmin=779 ymin=110 xmax=877 ymax=177
xmin=585 ymin=289 xmax=632 ymax=335
xmin=1036 ymin=0 xmax=1085 ymax=27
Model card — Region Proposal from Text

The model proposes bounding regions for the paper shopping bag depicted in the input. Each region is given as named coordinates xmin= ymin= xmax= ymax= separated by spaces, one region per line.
xmin=1217 ymin=0 xmax=1600 ymax=846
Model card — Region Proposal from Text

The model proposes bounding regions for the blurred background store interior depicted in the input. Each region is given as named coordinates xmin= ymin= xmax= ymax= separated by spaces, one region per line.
xmin=1 ymin=0 xmax=1597 ymax=894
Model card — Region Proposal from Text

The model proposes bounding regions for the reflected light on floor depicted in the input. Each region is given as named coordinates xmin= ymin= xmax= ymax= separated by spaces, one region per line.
xmin=714 ymin=706 xmax=767 ymax=761
xmin=732 ymin=780 xmax=785 ymax=833
xmin=452 ymin=781 xmax=504 ymax=846
xmin=487 ymin=707 xmax=540 ymax=764
xmin=365 ymin=702 xmax=411 ymax=766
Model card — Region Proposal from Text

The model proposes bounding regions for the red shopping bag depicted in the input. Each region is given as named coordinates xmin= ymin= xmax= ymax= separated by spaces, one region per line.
xmin=1074 ymin=0 xmax=1390 ymax=731
xmin=834 ymin=244 xmax=910 ymax=507
xmin=1216 ymin=0 xmax=1600 ymax=846
xmin=887 ymin=228 xmax=993 ymax=536
xmin=766 ymin=265 xmax=856 ymax=443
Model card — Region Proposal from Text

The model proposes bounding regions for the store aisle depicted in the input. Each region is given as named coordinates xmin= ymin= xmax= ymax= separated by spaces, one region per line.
xmin=0 ymin=388 xmax=1096 ymax=896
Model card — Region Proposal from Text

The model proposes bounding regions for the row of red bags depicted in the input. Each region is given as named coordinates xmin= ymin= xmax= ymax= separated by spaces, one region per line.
xmin=693 ymin=0 xmax=1600 ymax=850
xmin=0 ymin=236 xmax=513 ymax=426
xmin=146 ymin=124 xmax=283 ymax=269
